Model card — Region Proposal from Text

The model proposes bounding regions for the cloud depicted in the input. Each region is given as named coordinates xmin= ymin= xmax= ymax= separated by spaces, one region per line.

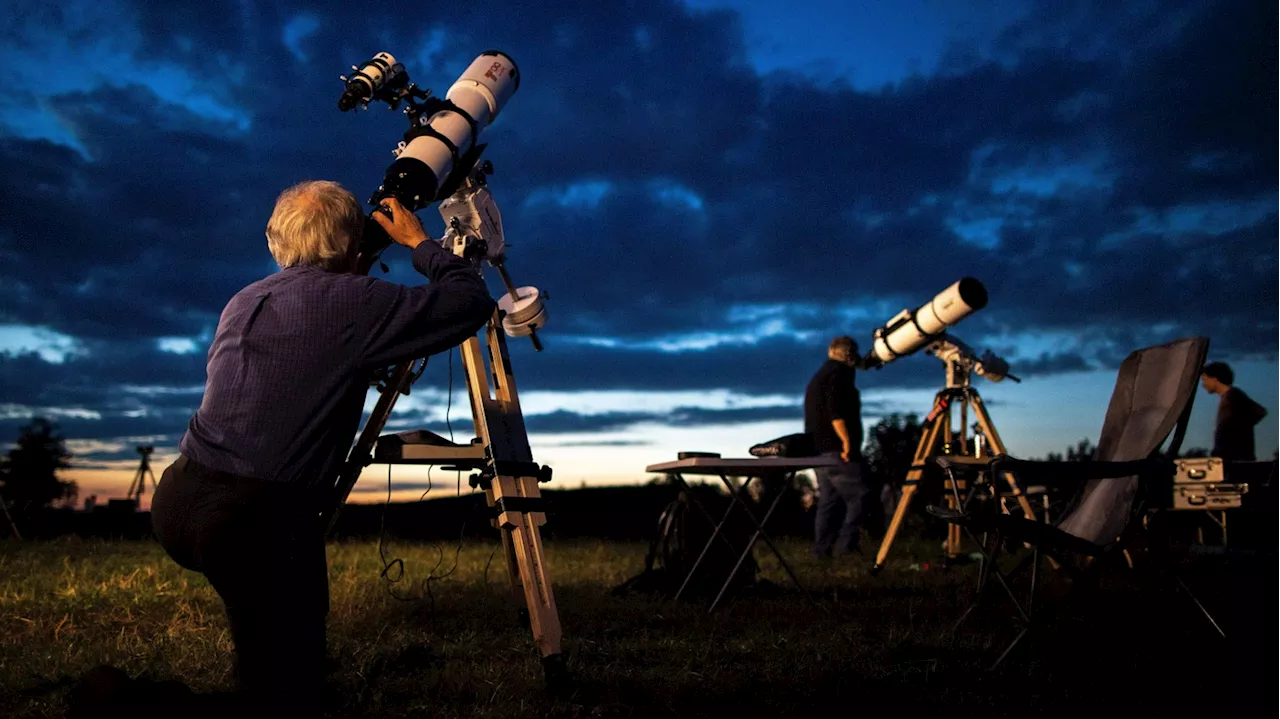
xmin=0 ymin=0 xmax=1273 ymax=461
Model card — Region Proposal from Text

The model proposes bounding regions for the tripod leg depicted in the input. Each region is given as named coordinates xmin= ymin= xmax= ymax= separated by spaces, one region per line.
xmin=489 ymin=475 xmax=566 ymax=683
xmin=463 ymin=323 xmax=569 ymax=690
xmin=324 ymin=360 xmax=418 ymax=532
xmin=481 ymin=486 xmax=529 ymax=622
xmin=873 ymin=410 xmax=945 ymax=573
xmin=970 ymin=393 xmax=1038 ymax=522
xmin=874 ymin=482 xmax=918 ymax=572
xmin=0 ymin=492 xmax=21 ymax=540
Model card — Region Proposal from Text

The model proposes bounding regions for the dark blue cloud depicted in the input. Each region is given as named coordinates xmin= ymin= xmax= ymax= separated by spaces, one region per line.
xmin=0 ymin=0 xmax=1274 ymax=459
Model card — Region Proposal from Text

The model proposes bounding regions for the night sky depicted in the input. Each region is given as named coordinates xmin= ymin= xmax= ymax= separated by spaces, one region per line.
xmin=1 ymin=0 xmax=1276 ymax=504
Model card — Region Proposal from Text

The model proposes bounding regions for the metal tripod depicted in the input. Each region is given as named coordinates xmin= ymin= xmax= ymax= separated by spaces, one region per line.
xmin=126 ymin=445 xmax=158 ymax=507
xmin=871 ymin=348 xmax=1038 ymax=572
xmin=320 ymin=167 xmax=566 ymax=688
xmin=0 ymin=489 xmax=20 ymax=539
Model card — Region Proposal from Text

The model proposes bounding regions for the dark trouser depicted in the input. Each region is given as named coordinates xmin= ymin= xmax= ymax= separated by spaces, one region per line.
xmin=150 ymin=455 xmax=330 ymax=714
xmin=813 ymin=452 xmax=873 ymax=557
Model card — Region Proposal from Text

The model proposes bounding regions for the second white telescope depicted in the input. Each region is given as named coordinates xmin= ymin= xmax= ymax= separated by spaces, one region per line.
xmin=865 ymin=277 xmax=989 ymax=367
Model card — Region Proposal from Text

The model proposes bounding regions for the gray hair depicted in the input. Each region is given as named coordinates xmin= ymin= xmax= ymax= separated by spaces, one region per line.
xmin=265 ymin=180 xmax=364 ymax=270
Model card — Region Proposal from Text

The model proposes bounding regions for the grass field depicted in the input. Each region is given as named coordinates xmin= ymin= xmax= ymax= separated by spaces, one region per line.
xmin=0 ymin=531 xmax=1272 ymax=718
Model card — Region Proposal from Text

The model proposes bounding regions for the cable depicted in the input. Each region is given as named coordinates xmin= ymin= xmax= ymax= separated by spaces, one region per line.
xmin=374 ymin=350 xmax=437 ymax=599
xmin=424 ymin=460 xmax=440 ymax=501
xmin=374 ymin=345 xmax=468 ymax=608
xmin=420 ymin=521 xmax=466 ymax=618
xmin=377 ymin=463 xmax=414 ymax=601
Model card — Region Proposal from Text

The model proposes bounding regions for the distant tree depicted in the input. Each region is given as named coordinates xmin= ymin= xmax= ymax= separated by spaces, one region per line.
xmin=862 ymin=413 xmax=925 ymax=535
xmin=0 ymin=418 xmax=77 ymax=523
xmin=863 ymin=413 xmax=924 ymax=489
xmin=1065 ymin=438 xmax=1095 ymax=461
xmin=1038 ymin=438 xmax=1095 ymax=462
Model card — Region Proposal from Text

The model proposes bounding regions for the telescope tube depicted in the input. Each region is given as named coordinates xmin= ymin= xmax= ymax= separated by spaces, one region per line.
xmin=867 ymin=277 xmax=988 ymax=365
xmin=376 ymin=51 xmax=520 ymax=211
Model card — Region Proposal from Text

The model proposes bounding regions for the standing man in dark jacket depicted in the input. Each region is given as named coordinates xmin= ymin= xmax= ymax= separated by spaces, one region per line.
xmin=804 ymin=335 xmax=871 ymax=558
xmin=150 ymin=180 xmax=495 ymax=713
xmin=1200 ymin=361 xmax=1269 ymax=460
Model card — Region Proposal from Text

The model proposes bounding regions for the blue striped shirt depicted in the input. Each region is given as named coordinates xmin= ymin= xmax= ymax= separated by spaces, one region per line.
xmin=179 ymin=240 xmax=495 ymax=489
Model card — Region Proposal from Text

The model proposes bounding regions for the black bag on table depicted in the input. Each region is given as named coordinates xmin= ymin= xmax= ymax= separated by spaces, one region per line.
xmin=749 ymin=432 xmax=816 ymax=458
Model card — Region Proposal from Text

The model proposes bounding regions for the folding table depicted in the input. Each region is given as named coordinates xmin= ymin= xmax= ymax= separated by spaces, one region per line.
xmin=644 ymin=454 xmax=842 ymax=612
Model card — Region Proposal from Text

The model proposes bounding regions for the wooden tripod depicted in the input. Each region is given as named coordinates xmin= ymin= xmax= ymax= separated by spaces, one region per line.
xmin=871 ymin=375 xmax=1038 ymax=572
xmin=321 ymin=174 xmax=566 ymax=688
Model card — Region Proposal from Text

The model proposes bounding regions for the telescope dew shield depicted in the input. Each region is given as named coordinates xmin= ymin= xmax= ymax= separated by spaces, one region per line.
xmin=869 ymin=277 xmax=988 ymax=364
xmin=378 ymin=51 xmax=520 ymax=211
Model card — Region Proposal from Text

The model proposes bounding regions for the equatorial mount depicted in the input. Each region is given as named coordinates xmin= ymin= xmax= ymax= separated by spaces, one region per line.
xmin=924 ymin=334 xmax=1020 ymax=389
xmin=436 ymin=161 xmax=548 ymax=352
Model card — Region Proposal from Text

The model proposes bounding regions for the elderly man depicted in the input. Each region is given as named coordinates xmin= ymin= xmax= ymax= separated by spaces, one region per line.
xmin=804 ymin=335 xmax=871 ymax=558
xmin=150 ymin=181 xmax=495 ymax=712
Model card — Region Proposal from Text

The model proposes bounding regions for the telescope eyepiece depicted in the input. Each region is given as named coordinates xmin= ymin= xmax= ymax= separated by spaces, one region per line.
xmin=338 ymin=89 xmax=362 ymax=112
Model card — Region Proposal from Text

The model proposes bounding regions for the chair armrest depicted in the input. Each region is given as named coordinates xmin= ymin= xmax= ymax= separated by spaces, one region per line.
xmin=991 ymin=456 xmax=1174 ymax=484
xmin=935 ymin=454 xmax=1174 ymax=485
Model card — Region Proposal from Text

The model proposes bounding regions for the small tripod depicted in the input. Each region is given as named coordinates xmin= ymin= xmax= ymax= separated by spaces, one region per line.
xmin=0 ymin=489 xmax=20 ymax=539
xmin=126 ymin=445 xmax=158 ymax=507
xmin=322 ymin=163 xmax=566 ymax=688
xmin=872 ymin=336 xmax=1038 ymax=572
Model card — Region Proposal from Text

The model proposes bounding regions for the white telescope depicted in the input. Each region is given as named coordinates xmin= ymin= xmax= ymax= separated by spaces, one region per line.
xmin=864 ymin=277 xmax=989 ymax=368
xmin=372 ymin=51 xmax=520 ymax=211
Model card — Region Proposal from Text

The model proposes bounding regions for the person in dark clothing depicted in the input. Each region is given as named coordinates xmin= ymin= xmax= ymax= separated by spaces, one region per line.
xmin=1200 ymin=361 xmax=1269 ymax=461
xmin=804 ymin=335 xmax=872 ymax=558
xmin=149 ymin=181 xmax=495 ymax=714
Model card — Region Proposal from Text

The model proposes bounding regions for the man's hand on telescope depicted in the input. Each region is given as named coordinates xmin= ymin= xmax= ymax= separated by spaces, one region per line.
xmin=372 ymin=197 xmax=431 ymax=250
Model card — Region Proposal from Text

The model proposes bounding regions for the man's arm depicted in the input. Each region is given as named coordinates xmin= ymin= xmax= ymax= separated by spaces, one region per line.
xmin=823 ymin=374 xmax=855 ymax=461
xmin=358 ymin=241 xmax=496 ymax=369
xmin=356 ymin=197 xmax=496 ymax=370
xmin=1243 ymin=392 xmax=1269 ymax=426
xmin=1225 ymin=389 xmax=1269 ymax=427
xmin=831 ymin=419 xmax=852 ymax=461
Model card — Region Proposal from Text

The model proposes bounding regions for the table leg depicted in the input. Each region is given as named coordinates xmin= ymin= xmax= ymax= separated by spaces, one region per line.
xmin=706 ymin=472 xmax=815 ymax=612
xmin=671 ymin=473 xmax=751 ymax=602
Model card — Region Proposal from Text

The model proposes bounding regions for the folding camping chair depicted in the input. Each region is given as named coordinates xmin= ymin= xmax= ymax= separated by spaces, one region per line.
xmin=926 ymin=336 xmax=1224 ymax=670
